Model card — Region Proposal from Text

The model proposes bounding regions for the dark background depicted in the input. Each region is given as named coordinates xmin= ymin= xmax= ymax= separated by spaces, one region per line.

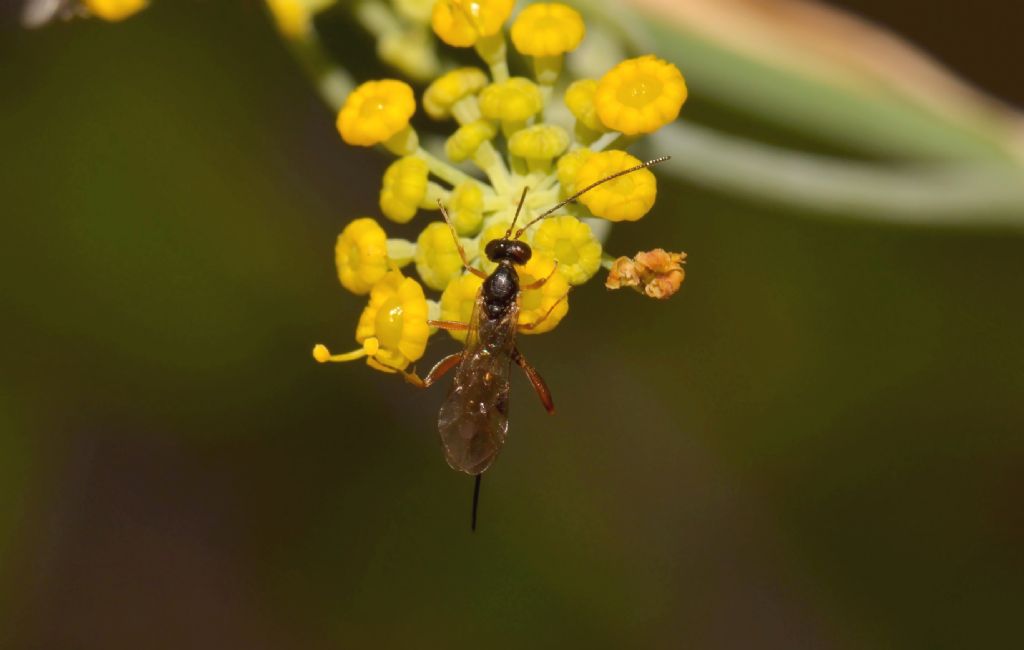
xmin=1 ymin=1 xmax=1022 ymax=648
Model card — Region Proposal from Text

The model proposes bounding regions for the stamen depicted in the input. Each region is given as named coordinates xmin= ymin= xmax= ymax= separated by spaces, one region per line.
xmin=312 ymin=338 xmax=380 ymax=363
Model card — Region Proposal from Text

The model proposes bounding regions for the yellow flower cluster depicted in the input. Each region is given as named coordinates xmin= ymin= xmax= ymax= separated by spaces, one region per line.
xmin=314 ymin=1 xmax=688 ymax=375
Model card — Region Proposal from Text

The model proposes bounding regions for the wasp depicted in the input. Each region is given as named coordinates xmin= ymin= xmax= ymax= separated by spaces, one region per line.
xmin=395 ymin=156 xmax=670 ymax=530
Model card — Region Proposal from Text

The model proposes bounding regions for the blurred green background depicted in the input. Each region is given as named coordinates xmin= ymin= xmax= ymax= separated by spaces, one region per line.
xmin=1 ymin=2 xmax=1022 ymax=648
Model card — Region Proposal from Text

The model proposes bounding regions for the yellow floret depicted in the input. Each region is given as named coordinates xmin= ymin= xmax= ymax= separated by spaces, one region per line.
xmin=343 ymin=270 xmax=430 ymax=372
xmin=531 ymin=215 xmax=602 ymax=285
xmin=335 ymin=217 xmax=389 ymax=294
xmin=478 ymin=77 xmax=543 ymax=123
xmin=448 ymin=182 xmax=486 ymax=235
xmin=564 ymin=79 xmax=606 ymax=133
xmin=445 ymin=119 xmax=498 ymax=162
xmin=556 ymin=148 xmax=593 ymax=197
xmin=574 ymin=150 xmax=657 ymax=221
xmin=431 ymin=0 xmax=514 ymax=48
xmin=439 ymin=272 xmax=484 ymax=342
xmin=510 ymin=3 xmax=585 ymax=57
xmin=595 ymin=55 xmax=687 ymax=135
xmin=415 ymin=222 xmax=467 ymax=291
xmin=508 ymin=124 xmax=570 ymax=161
xmin=85 ymin=0 xmax=148 ymax=21
xmin=517 ymin=254 xmax=569 ymax=334
xmin=336 ymin=79 xmax=417 ymax=147
xmin=380 ymin=156 xmax=430 ymax=223
xmin=423 ymin=67 xmax=489 ymax=120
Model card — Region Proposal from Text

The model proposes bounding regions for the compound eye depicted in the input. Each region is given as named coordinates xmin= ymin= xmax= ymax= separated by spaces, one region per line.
xmin=484 ymin=239 xmax=502 ymax=262
xmin=512 ymin=242 xmax=532 ymax=265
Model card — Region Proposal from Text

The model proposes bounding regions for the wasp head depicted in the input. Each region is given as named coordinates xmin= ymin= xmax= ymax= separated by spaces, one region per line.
xmin=485 ymin=238 xmax=532 ymax=265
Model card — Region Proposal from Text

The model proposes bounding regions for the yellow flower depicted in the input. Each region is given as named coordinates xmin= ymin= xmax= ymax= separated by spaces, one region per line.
xmin=517 ymin=254 xmax=569 ymax=334
xmin=415 ymin=222 xmax=467 ymax=291
xmin=564 ymin=79 xmax=605 ymax=133
xmin=380 ymin=156 xmax=430 ymax=223
xmin=336 ymin=79 xmax=417 ymax=147
xmin=478 ymin=77 xmax=543 ymax=124
xmin=335 ymin=217 xmax=389 ymax=294
xmin=431 ymin=0 xmax=514 ymax=48
xmin=439 ymin=272 xmax=484 ymax=342
xmin=445 ymin=119 xmax=498 ymax=163
xmin=85 ymin=0 xmax=147 ymax=21
xmin=555 ymin=148 xmax=592 ymax=197
xmin=510 ymin=3 xmax=585 ymax=57
xmin=508 ymin=124 xmax=570 ymax=161
xmin=531 ymin=216 xmax=602 ymax=285
xmin=423 ymin=67 xmax=489 ymax=120
xmin=313 ymin=270 xmax=430 ymax=372
xmin=594 ymin=55 xmax=687 ymax=135
xmin=448 ymin=182 xmax=485 ymax=235
xmin=575 ymin=150 xmax=656 ymax=221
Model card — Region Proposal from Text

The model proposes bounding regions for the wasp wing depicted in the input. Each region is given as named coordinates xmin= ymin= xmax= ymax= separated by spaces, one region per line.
xmin=437 ymin=292 xmax=519 ymax=475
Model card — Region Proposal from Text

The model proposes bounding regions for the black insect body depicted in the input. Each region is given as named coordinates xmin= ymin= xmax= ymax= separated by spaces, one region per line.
xmin=399 ymin=158 xmax=670 ymax=529
xmin=405 ymin=197 xmax=556 ymax=479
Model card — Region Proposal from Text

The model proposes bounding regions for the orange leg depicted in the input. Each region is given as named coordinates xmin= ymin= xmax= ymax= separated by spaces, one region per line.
xmin=428 ymin=319 xmax=470 ymax=332
xmin=400 ymin=352 xmax=463 ymax=389
xmin=512 ymin=348 xmax=554 ymax=414
xmin=521 ymin=261 xmax=559 ymax=290
xmin=518 ymin=292 xmax=569 ymax=332
xmin=438 ymin=200 xmax=487 ymax=280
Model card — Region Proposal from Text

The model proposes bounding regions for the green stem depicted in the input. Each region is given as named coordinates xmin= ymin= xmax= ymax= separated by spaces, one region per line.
xmin=284 ymin=30 xmax=354 ymax=112
xmin=415 ymin=148 xmax=486 ymax=192
xmin=653 ymin=122 xmax=1024 ymax=226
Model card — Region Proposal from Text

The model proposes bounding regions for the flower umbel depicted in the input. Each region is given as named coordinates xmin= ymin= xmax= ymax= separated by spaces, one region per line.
xmin=315 ymin=1 xmax=689 ymax=377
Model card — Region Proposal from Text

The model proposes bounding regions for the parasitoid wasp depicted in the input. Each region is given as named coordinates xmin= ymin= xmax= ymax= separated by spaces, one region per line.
xmin=395 ymin=156 xmax=670 ymax=530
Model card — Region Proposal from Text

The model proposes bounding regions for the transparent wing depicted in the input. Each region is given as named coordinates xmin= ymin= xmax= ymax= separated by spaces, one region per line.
xmin=437 ymin=293 xmax=519 ymax=475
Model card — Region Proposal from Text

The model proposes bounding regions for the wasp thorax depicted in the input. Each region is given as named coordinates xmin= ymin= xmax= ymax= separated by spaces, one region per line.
xmin=484 ymin=266 xmax=517 ymax=300
xmin=485 ymin=238 xmax=532 ymax=265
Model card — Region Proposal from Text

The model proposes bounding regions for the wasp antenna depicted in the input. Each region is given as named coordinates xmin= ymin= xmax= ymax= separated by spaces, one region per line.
xmin=515 ymin=155 xmax=671 ymax=238
xmin=438 ymin=198 xmax=462 ymax=244
xmin=506 ymin=186 xmax=530 ymax=239
xmin=471 ymin=474 xmax=482 ymax=532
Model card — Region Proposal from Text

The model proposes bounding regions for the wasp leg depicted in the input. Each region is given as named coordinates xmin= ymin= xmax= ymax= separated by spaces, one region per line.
xmin=517 ymin=291 xmax=570 ymax=332
xmin=428 ymin=319 xmax=470 ymax=332
xmin=438 ymin=200 xmax=488 ymax=279
xmin=512 ymin=348 xmax=555 ymax=414
xmin=399 ymin=352 xmax=463 ymax=389
xmin=521 ymin=261 xmax=559 ymax=290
